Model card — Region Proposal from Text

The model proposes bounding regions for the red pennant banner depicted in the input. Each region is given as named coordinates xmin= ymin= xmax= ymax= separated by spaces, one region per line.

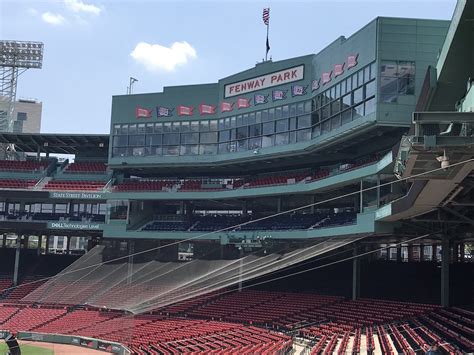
xmin=199 ymin=104 xmax=216 ymax=115
xmin=177 ymin=105 xmax=194 ymax=116
xmin=322 ymin=71 xmax=332 ymax=85
xmin=237 ymin=98 xmax=251 ymax=109
xmin=347 ymin=54 xmax=359 ymax=69
xmin=135 ymin=107 xmax=152 ymax=118
xmin=334 ymin=63 xmax=345 ymax=77
xmin=221 ymin=102 xmax=234 ymax=112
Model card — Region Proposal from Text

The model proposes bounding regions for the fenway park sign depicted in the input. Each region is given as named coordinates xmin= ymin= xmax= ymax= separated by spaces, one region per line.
xmin=224 ymin=65 xmax=304 ymax=98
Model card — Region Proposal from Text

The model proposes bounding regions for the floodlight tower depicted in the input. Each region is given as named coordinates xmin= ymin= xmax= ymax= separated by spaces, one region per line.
xmin=0 ymin=40 xmax=44 ymax=132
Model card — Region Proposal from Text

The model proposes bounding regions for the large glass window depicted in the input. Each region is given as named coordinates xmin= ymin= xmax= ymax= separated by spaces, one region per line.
xmin=249 ymin=124 xmax=261 ymax=137
xmin=200 ymin=132 xmax=218 ymax=144
xmin=275 ymin=132 xmax=289 ymax=145
xmin=182 ymin=133 xmax=199 ymax=144
xmin=380 ymin=60 xmax=415 ymax=103
xmin=236 ymin=126 xmax=248 ymax=140
xmin=113 ymin=135 xmax=128 ymax=147
xmin=365 ymin=97 xmax=376 ymax=116
xmin=181 ymin=122 xmax=190 ymax=132
xmin=163 ymin=133 xmax=179 ymax=145
xmin=219 ymin=130 xmax=230 ymax=142
xmin=297 ymin=115 xmax=311 ymax=129
xmin=129 ymin=135 xmax=145 ymax=146
xmin=365 ymin=80 xmax=376 ymax=98
xmin=275 ymin=119 xmax=288 ymax=133
xmin=353 ymin=87 xmax=364 ymax=104
xmin=263 ymin=122 xmax=274 ymax=135
xmin=146 ymin=134 xmax=162 ymax=146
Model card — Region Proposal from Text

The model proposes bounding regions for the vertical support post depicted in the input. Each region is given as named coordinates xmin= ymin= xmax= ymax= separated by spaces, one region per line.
xmin=310 ymin=195 xmax=316 ymax=214
xmin=37 ymin=235 xmax=42 ymax=256
xmin=459 ymin=243 xmax=465 ymax=262
xmin=277 ymin=197 xmax=282 ymax=213
xmin=45 ymin=235 xmax=50 ymax=255
xmin=127 ymin=241 xmax=134 ymax=285
xmin=359 ymin=180 xmax=363 ymax=212
xmin=13 ymin=235 xmax=21 ymax=286
xmin=66 ymin=236 xmax=71 ymax=255
xmin=238 ymin=246 xmax=244 ymax=292
xmin=396 ymin=245 xmax=402 ymax=262
xmin=441 ymin=236 xmax=450 ymax=307
xmin=432 ymin=244 xmax=437 ymax=261
xmin=352 ymin=245 xmax=360 ymax=300
xmin=376 ymin=175 xmax=381 ymax=208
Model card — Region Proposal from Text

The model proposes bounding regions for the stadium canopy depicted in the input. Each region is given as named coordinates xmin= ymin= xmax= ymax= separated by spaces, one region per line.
xmin=429 ymin=0 xmax=474 ymax=110
xmin=0 ymin=132 xmax=109 ymax=154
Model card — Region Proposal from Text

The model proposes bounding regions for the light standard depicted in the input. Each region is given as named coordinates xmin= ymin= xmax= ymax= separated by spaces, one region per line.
xmin=127 ymin=77 xmax=138 ymax=95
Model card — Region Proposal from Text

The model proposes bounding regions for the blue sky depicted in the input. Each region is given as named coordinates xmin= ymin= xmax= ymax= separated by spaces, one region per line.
xmin=1 ymin=0 xmax=456 ymax=134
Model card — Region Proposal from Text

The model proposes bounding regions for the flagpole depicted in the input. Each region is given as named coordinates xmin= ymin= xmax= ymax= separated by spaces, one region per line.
xmin=265 ymin=23 xmax=269 ymax=61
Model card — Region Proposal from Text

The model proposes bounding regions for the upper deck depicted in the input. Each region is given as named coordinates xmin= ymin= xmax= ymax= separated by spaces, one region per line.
xmin=109 ymin=17 xmax=449 ymax=171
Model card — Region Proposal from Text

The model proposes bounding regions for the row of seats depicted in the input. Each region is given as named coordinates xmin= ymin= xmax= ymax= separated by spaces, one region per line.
xmin=44 ymin=180 xmax=106 ymax=191
xmin=64 ymin=162 xmax=107 ymax=174
xmin=0 ymin=160 xmax=48 ymax=172
xmin=114 ymin=152 xmax=384 ymax=192
xmin=0 ymin=179 xmax=37 ymax=189
xmin=1 ymin=295 xmax=472 ymax=353
xmin=141 ymin=212 xmax=357 ymax=232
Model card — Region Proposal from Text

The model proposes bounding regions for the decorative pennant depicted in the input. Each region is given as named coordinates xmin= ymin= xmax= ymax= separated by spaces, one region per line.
xmin=156 ymin=106 xmax=174 ymax=118
xmin=291 ymin=85 xmax=308 ymax=97
xmin=334 ymin=63 xmax=345 ymax=77
xmin=221 ymin=101 xmax=234 ymax=113
xmin=237 ymin=97 xmax=251 ymax=109
xmin=254 ymin=93 xmax=269 ymax=105
xmin=135 ymin=107 xmax=152 ymax=119
xmin=322 ymin=71 xmax=332 ymax=85
xmin=311 ymin=79 xmax=320 ymax=92
xmin=347 ymin=54 xmax=359 ymax=69
xmin=199 ymin=104 xmax=216 ymax=115
xmin=177 ymin=105 xmax=194 ymax=116
xmin=272 ymin=89 xmax=287 ymax=101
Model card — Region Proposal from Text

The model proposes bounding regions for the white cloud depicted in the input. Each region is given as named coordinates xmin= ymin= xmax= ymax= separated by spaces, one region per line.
xmin=64 ymin=0 xmax=101 ymax=15
xmin=130 ymin=41 xmax=197 ymax=72
xmin=41 ymin=12 xmax=66 ymax=25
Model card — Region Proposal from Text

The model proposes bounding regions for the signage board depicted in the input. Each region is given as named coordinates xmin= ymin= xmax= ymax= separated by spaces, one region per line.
xmin=224 ymin=65 xmax=304 ymax=98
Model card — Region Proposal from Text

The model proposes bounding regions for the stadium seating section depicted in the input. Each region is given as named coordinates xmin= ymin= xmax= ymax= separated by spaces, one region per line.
xmin=63 ymin=161 xmax=107 ymax=174
xmin=0 ymin=289 xmax=472 ymax=353
xmin=141 ymin=212 xmax=357 ymax=232
xmin=114 ymin=152 xmax=384 ymax=192
xmin=0 ymin=179 xmax=37 ymax=189
xmin=44 ymin=180 xmax=106 ymax=191
xmin=0 ymin=160 xmax=48 ymax=172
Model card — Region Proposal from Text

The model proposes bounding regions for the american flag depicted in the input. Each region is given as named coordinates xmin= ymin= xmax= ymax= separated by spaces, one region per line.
xmin=177 ymin=105 xmax=194 ymax=116
xmin=262 ymin=8 xmax=270 ymax=25
xmin=199 ymin=104 xmax=216 ymax=115
xmin=334 ymin=63 xmax=345 ymax=77
xmin=221 ymin=102 xmax=234 ymax=112
xmin=156 ymin=106 xmax=173 ymax=117
xmin=347 ymin=54 xmax=359 ymax=69
xmin=135 ymin=107 xmax=152 ymax=118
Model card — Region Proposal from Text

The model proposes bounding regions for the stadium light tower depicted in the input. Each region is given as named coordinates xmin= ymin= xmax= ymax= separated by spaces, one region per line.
xmin=0 ymin=40 xmax=44 ymax=132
